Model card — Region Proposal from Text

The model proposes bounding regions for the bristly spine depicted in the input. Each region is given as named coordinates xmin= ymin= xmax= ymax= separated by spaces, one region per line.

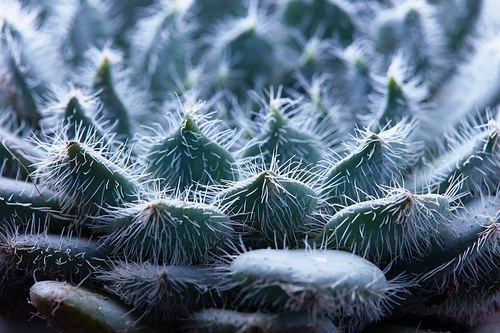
xmin=32 ymin=124 xmax=146 ymax=215
xmin=141 ymin=99 xmax=239 ymax=191
xmin=213 ymin=155 xmax=323 ymax=248
xmin=323 ymin=118 xmax=423 ymax=209
xmin=93 ymin=187 xmax=235 ymax=265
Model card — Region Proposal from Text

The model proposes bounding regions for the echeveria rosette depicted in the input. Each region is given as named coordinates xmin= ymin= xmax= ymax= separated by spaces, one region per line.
xmin=0 ymin=0 xmax=499 ymax=332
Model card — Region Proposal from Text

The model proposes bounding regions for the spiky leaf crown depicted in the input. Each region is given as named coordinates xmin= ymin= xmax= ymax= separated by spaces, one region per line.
xmin=1 ymin=0 xmax=500 ymax=332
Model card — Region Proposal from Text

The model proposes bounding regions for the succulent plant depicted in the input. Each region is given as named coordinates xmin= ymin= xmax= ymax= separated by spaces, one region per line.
xmin=2 ymin=0 xmax=500 ymax=332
